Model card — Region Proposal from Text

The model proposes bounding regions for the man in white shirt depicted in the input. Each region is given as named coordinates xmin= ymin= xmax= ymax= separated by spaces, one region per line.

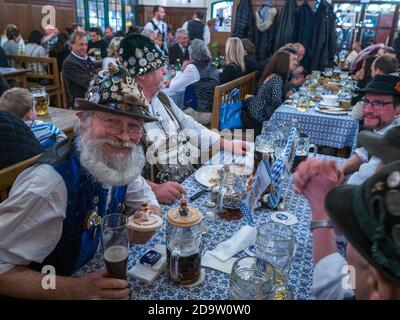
xmin=345 ymin=41 xmax=361 ymax=68
xmin=0 ymin=65 xmax=160 ymax=299
xmin=293 ymin=158 xmax=400 ymax=300
xmin=144 ymin=6 xmax=168 ymax=54
xmin=339 ymin=74 xmax=400 ymax=185
xmin=119 ymin=34 xmax=248 ymax=204
xmin=182 ymin=10 xmax=210 ymax=45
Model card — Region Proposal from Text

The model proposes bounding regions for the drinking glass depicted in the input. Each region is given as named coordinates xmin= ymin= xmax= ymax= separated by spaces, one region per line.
xmin=291 ymin=133 xmax=317 ymax=172
xmin=255 ymin=221 xmax=295 ymax=299
xmin=101 ymin=213 xmax=129 ymax=279
xmin=296 ymin=93 xmax=310 ymax=112
xmin=253 ymin=133 xmax=278 ymax=174
xmin=30 ymin=86 xmax=49 ymax=116
xmin=229 ymin=256 xmax=276 ymax=300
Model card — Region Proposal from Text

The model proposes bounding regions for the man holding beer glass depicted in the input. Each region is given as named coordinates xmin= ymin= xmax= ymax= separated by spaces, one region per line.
xmin=0 ymin=64 xmax=161 ymax=299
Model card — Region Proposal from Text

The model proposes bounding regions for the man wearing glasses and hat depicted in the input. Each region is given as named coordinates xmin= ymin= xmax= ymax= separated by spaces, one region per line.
xmin=338 ymin=74 xmax=400 ymax=185
xmin=119 ymin=34 xmax=249 ymax=204
xmin=0 ymin=65 xmax=160 ymax=299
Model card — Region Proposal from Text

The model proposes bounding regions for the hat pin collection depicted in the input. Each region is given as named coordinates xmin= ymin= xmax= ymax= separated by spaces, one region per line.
xmin=383 ymin=171 xmax=400 ymax=218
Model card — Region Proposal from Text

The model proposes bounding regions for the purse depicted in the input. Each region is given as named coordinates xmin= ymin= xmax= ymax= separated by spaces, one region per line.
xmin=219 ymin=88 xmax=244 ymax=130
xmin=256 ymin=0 xmax=278 ymax=32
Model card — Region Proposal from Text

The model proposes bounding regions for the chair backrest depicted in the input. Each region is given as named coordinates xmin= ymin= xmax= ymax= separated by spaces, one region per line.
xmin=60 ymin=71 xmax=71 ymax=108
xmin=0 ymin=154 xmax=41 ymax=202
xmin=7 ymin=55 xmax=60 ymax=83
xmin=211 ymin=71 xmax=259 ymax=130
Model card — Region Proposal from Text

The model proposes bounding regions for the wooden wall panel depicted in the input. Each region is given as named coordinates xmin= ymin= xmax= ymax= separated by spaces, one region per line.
xmin=0 ymin=0 xmax=76 ymax=40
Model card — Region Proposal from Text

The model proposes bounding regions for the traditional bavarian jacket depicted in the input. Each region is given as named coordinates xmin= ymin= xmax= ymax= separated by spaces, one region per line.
xmin=0 ymin=139 xmax=158 ymax=276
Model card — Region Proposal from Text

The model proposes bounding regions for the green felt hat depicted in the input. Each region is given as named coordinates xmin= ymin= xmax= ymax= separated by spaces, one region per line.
xmin=119 ymin=34 xmax=167 ymax=77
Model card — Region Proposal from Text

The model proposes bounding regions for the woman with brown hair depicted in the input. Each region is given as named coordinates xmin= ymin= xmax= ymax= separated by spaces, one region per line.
xmin=242 ymin=50 xmax=295 ymax=135
xmin=219 ymin=37 xmax=246 ymax=84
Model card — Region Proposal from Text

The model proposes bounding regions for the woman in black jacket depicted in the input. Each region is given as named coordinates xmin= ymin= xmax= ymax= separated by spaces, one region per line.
xmin=219 ymin=37 xmax=246 ymax=84
xmin=242 ymin=51 xmax=295 ymax=135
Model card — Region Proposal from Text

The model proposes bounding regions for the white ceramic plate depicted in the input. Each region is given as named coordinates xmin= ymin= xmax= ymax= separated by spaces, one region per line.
xmin=316 ymin=106 xmax=349 ymax=115
xmin=194 ymin=164 xmax=222 ymax=188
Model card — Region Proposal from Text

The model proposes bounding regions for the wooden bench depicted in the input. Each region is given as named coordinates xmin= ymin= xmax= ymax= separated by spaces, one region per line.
xmin=0 ymin=155 xmax=41 ymax=202
xmin=6 ymin=55 xmax=63 ymax=108
xmin=210 ymin=71 xmax=259 ymax=130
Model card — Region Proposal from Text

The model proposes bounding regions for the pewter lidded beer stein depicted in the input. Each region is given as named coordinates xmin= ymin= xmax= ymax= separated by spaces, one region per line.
xmin=166 ymin=199 xmax=202 ymax=285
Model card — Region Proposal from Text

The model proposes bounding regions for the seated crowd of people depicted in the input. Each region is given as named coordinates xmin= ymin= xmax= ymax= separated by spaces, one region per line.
xmin=0 ymin=5 xmax=400 ymax=300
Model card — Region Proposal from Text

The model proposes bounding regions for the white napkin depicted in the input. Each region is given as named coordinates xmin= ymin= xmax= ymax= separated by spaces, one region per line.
xmin=201 ymin=225 xmax=257 ymax=274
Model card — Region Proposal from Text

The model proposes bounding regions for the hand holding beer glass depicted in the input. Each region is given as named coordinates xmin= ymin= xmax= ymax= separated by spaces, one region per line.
xmin=101 ymin=214 xmax=129 ymax=280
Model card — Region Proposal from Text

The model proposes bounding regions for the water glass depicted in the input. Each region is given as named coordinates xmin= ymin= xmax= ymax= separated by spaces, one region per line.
xmin=229 ymin=256 xmax=276 ymax=300
xmin=324 ymin=67 xmax=333 ymax=77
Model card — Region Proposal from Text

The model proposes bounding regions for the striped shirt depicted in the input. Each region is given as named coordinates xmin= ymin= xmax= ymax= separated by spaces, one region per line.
xmin=26 ymin=120 xmax=67 ymax=149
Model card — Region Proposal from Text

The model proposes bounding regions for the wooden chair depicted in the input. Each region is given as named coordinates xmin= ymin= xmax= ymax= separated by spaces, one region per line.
xmin=210 ymin=71 xmax=259 ymax=130
xmin=60 ymin=71 xmax=71 ymax=109
xmin=6 ymin=55 xmax=63 ymax=108
xmin=0 ymin=155 xmax=41 ymax=202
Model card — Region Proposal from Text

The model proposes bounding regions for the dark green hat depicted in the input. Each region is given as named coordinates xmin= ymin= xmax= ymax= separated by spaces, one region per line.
xmin=356 ymin=74 xmax=400 ymax=96
xmin=74 ymin=63 xmax=157 ymax=122
xmin=325 ymin=161 xmax=400 ymax=287
xmin=358 ymin=126 xmax=400 ymax=164
xmin=119 ymin=34 xmax=167 ymax=77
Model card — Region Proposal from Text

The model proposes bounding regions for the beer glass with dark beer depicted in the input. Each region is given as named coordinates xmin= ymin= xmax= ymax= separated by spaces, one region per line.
xmin=101 ymin=214 xmax=129 ymax=279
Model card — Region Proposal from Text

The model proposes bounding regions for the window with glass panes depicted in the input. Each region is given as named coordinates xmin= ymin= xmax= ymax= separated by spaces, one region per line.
xmin=75 ymin=0 xmax=138 ymax=33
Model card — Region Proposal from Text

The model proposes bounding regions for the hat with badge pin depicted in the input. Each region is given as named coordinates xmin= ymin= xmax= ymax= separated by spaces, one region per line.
xmin=118 ymin=34 xmax=168 ymax=77
xmin=325 ymin=161 xmax=400 ymax=286
xmin=74 ymin=63 xmax=157 ymax=122
xmin=358 ymin=126 xmax=400 ymax=164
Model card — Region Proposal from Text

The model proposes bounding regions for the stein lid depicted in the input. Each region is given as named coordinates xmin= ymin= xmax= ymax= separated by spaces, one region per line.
xmin=166 ymin=203 xmax=202 ymax=228
xmin=128 ymin=203 xmax=163 ymax=232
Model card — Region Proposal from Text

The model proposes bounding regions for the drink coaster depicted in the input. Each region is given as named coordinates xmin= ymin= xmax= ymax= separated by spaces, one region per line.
xmin=180 ymin=268 xmax=205 ymax=287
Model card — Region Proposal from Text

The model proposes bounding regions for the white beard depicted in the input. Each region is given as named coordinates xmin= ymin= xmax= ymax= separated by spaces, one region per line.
xmin=76 ymin=129 xmax=146 ymax=186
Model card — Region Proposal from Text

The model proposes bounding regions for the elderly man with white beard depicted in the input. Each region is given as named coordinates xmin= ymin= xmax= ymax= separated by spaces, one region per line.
xmin=0 ymin=65 xmax=160 ymax=299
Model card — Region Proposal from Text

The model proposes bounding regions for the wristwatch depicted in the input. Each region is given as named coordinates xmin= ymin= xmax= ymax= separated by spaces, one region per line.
xmin=310 ymin=220 xmax=333 ymax=231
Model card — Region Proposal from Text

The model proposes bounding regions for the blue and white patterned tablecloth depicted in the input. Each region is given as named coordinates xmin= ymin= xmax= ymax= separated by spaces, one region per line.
xmin=270 ymin=104 xmax=359 ymax=153
xmin=74 ymin=154 xmax=344 ymax=300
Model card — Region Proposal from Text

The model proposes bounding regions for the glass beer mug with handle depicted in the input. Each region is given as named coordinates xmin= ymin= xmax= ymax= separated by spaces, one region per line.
xmin=166 ymin=199 xmax=203 ymax=285
xmin=30 ymin=86 xmax=49 ymax=116
xmin=291 ymin=133 xmax=317 ymax=172
xmin=218 ymin=164 xmax=252 ymax=221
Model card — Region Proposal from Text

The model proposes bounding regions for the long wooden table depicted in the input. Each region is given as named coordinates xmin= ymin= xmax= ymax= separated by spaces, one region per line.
xmin=37 ymin=107 xmax=78 ymax=137
xmin=0 ymin=67 xmax=29 ymax=88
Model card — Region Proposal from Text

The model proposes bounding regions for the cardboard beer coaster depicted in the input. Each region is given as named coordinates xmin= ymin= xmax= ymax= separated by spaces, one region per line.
xmin=180 ymin=268 xmax=206 ymax=287
xmin=270 ymin=211 xmax=298 ymax=226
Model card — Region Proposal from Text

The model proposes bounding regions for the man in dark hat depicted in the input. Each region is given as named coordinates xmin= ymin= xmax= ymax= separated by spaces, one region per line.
xmin=359 ymin=125 xmax=400 ymax=164
xmin=119 ymin=34 xmax=249 ymax=204
xmin=0 ymin=65 xmax=160 ymax=299
xmin=338 ymin=74 xmax=400 ymax=185
xmin=293 ymin=159 xmax=400 ymax=299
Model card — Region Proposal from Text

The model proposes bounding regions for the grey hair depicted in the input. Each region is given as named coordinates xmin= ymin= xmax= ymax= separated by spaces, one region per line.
xmin=74 ymin=110 xmax=93 ymax=135
xmin=70 ymin=31 xmax=87 ymax=44
xmin=175 ymin=28 xmax=188 ymax=38
xmin=141 ymin=28 xmax=157 ymax=41
xmin=189 ymin=39 xmax=211 ymax=62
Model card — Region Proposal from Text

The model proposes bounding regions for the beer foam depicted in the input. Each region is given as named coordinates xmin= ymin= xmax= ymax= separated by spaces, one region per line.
xmin=104 ymin=245 xmax=129 ymax=263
